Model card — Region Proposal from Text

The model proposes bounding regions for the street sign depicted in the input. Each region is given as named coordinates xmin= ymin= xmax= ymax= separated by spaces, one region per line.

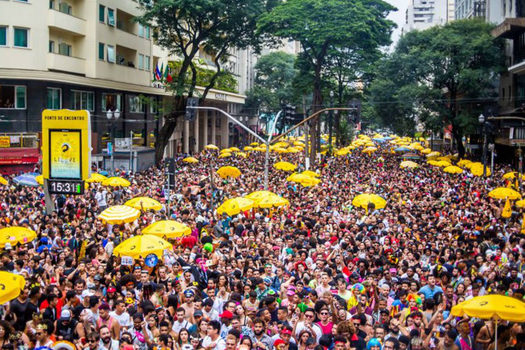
xmin=115 ymin=137 xmax=132 ymax=151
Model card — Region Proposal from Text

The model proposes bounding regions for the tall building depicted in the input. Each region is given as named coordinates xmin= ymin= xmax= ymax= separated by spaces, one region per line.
xmin=0 ymin=0 xmax=251 ymax=170
xmin=402 ymin=0 xmax=451 ymax=34
xmin=455 ymin=0 xmax=487 ymax=19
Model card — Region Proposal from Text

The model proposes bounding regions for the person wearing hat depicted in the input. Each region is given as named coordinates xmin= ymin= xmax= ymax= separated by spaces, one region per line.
xmin=55 ymin=309 xmax=77 ymax=341
xmin=219 ymin=310 xmax=234 ymax=338
xmin=181 ymin=289 xmax=196 ymax=320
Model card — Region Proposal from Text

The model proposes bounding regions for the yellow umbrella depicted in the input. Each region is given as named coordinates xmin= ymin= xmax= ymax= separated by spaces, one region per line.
xmin=488 ymin=187 xmax=521 ymax=200
xmin=142 ymin=220 xmax=191 ymax=239
xmin=420 ymin=148 xmax=431 ymax=154
xmin=274 ymin=162 xmax=297 ymax=172
xmin=244 ymin=146 xmax=254 ymax=151
xmin=36 ymin=175 xmax=44 ymax=185
xmin=443 ymin=165 xmax=463 ymax=174
xmin=246 ymin=190 xmax=278 ymax=201
xmin=457 ymin=159 xmax=472 ymax=168
xmin=248 ymin=192 xmax=289 ymax=208
xmin=0 ymin=226 xmax=37 ymax=248
xmin=352 ymin=193 xmax=386 ymax=210
xmin=236 ymin=152 xmax=248 ymax=158
xmin=183 ymin=157 xmax=199 ymax=164
xmin=335 ymin=149 xmax=350 ymax=156
xmin=0 ymin=176 xmax=7 ymax=186
xmin=217 ymin=197 xmax=254 ymax=216
xmin=362 ymin=147 xmax=377 ymax=154
xmin=102 ymin=177 xmax=131 ymax=187
xmin=470 ymin=164 xmax=491 ymax=176
xmin=216 ymin=166 xmax=241 ymax=179
xmin=286 ymin=173 xmax=321 ymax=187
xmin=229 ymin=147 xmax=240 ymax=152
xmin=220 ymin=148 xmax=231 ymax=153
xmin=205 ymin=144 xmax=219 ymax=150
xmin=250 ymin=142 xmax=259 ymax=147
xmin=85 ymin=173 xmax=107 ymax=183
xmin=113 ymin=234 xmax=172 ymax=259
xmin=451 ymin=295 xmax=525 ymax=349
xmin=426 ymin=151 xmax=441 ymax=158
xmin=301 ymin=170 xmax=320 ymax=178
xmin=125 ymin=197 xmax=163 ymax=211
xmin=516 ymin=199 xmax=525 ymax=208
xmin=98 ymin=205 xmax=140 ymax=224
xmin=400 ymin=161 xmax=419 ymax=169
xmin=435 ymin=160 xmax=451 ymax=167
xmin=503 ymin=171 xmax=517 ymax=179
xmin=218 ymin=152 xmax=232 ymax=158
xmin=0 ymin=272 xmax=25 ymax=304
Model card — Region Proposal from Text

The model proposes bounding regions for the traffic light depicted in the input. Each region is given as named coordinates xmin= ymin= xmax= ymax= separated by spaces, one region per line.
xmin=185 ymin=97 xmax=199 ymax=121
xmin=281 ymin=104 xmax=297 ymax=128
xmin=349 ymin=99 xmax=361 ymax=123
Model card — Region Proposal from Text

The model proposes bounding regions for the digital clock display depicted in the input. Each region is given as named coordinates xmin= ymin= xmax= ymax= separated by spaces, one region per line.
xmin=48 ymin=179 xmax=84 ymax=195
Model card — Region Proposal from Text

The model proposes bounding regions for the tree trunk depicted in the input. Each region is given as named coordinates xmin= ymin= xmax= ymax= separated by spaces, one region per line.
xmin=309 ymin=64 xmax=323 ymax=164
xmin=453 ymin=128 xmax=465 ymax=158
xmin=154 ymin=95 xmax=185 ymax=165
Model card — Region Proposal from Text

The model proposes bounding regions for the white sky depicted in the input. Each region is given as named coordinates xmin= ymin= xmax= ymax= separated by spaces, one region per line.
xmin=386 ymin=0 xmax=409 ymax=46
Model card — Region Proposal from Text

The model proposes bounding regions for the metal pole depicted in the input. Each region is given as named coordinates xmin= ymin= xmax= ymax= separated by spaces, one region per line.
xmin=490 ymin=144 xmax=494 ymax=176
xmin=519 ymin=146 xmax=523 ymax=191
xmin=209 ymin=162 xmax=215 ymax=213
xmin=129 ymin=131 xmax=133 ymax=173
xmin=264 ymin=110 xmax=283 ymax=190
xmin=43 ymin=179 xmax=55 ymax=214
xmin=166 ymin=163 xmax=170 ymax=217
xmin=111 ymin=119 xmax=115 ymax=175
xmin=483 ymin=121 xmax=487 ymax=177
xmin=328 ymin=92 xmax=333 ymax=155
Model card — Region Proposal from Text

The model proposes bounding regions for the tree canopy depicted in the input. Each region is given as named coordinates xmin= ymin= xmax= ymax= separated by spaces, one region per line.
xmin=258 ymin=0 xmax=395 ymax=160
xmin=136 ymin=0 xmax=271 ymax=163
xmin=245 ymin=51 xmax=298 ymax=113
xmin=366 ymin=19 xmax=504 ymax=155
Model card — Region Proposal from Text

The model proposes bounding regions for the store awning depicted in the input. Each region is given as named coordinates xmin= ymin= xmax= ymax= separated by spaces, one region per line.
xmin=0 ymin=148 xmax=40 ymax=165
xmin=492 ymin=18 xmax=525 ymax=38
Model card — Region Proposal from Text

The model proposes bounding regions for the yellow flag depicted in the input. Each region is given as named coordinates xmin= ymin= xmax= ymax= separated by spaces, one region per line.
xmin=521 ymin=214 xmax=525 ymax=234
xmin=502 ymin=198 xmax=512 ymax=218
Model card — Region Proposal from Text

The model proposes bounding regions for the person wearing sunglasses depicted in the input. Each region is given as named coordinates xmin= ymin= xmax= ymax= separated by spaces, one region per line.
xmin=34 ymin=321 xmax=54 ymax=348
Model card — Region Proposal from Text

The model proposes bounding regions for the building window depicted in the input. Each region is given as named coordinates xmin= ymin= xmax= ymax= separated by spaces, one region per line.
xmin=99 ymin=4 xmax=105 ymax=22
xmin=98 ymin=42 xmax=104 ymax=60
xmin=138 ymin=24 xmax=144 ymax=37
xmin=47 ymin=88 xmax=61 ymax=110
xmin=145 ymin=26 xmax=150 ymax=39
xmin=58 ymin=42 xmax=71 ymax=56
xmin=0 ymin=27 xmax=6 ymax=46
xmin=59 ymin=1 xmax=72 ymax=15
xmin=129 ymin=95 xmax=145 ymax=113
xmin=13 ymin=28 xmax=28 ymax=48
xmin=72 ymin=90 xmax=94 ymax=111
xmin=102 ymin=93 xmax=121 ymax=111
xmin=144 ymin=55 xmax=150 ymax=71
xmin=49 ymin=40 xmax=54 ymax=53
xmin=138 ymin=54 xmax=144 ymax=70
xmin=0 ymin=85 xmax=26 ymax=109
xmin=150 ymin=96 xmax=160 ymax=114
xmin=107 ymin=8 xmax=115 ymax=26
xmin=49 ymin=0 xmax=54 ymax=9
xmin=107 ymin=45 xmax=115 ymax=63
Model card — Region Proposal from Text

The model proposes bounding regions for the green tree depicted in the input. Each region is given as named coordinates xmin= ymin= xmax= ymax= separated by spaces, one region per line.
xmin=136 ymin=0 xmax=270 ymax=163
xmin=366 ymin=19 xmax=504 ymax=155
xmin=258 ymin=0 xmax=395 ymax=161
xmin=245 ymin=51 xmax=298 ymax=113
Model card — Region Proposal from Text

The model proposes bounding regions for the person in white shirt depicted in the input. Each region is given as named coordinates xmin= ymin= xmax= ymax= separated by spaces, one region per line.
xmin=172 ymin=307 xmax=191 ymax=334
xmin=109 ymin=299 xmax=132 ymax=334
xmin=202 ymin=320 xmax=226 ymax=350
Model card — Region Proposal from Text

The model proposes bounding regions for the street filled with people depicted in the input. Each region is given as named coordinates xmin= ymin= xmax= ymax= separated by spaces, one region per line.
xmin=0 ymin=135 xmax=525 ymax=350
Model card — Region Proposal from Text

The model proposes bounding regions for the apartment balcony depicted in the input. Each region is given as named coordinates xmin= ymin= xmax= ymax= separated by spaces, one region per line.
xmin=47 ymin=52 xmax=85 ymax=74
xmin=48 ymin=9 xmax=86 ymax=36
xmin=96 ymin=61 xmax=151 ymax=86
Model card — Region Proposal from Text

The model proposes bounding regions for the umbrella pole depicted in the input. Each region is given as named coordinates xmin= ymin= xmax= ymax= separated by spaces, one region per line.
xmin=495 ymin=319 xmax=498 ymax=350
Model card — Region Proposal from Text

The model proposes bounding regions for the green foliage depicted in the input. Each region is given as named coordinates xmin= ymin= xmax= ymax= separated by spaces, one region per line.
xmin=245 ymin=52 xmax=297 ymax=112
xmin=168 ymin=60 xmax=238 ymax=94
xmin=366 ymin=19 xmax=504 ymax=151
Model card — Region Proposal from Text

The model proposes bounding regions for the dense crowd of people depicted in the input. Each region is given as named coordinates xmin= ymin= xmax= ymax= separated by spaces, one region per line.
xmin=0 ymin=141 xmax=524 ymax=350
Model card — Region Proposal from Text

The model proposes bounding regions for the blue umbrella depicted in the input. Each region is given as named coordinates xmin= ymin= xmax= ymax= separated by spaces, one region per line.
xmin=13 ymin=173 xmax=39 ymax=187
xmin=99 ymin=170 xmax=109 ymax=176
xmin=394 ymin=146 xmax=412 ymax=152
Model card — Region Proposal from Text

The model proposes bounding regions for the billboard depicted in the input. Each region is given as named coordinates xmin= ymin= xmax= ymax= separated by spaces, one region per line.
xmin=42 ymin=109 xmax=91 ymax=180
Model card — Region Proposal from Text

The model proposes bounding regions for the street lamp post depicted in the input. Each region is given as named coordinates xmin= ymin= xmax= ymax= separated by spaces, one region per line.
xmin=479 ymin=113 xmax=487 ymax=177
xmin=328 ymin=91 xmax=334 ymax=155
xmin=106 ymin=109 xmax=121 ymax=175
